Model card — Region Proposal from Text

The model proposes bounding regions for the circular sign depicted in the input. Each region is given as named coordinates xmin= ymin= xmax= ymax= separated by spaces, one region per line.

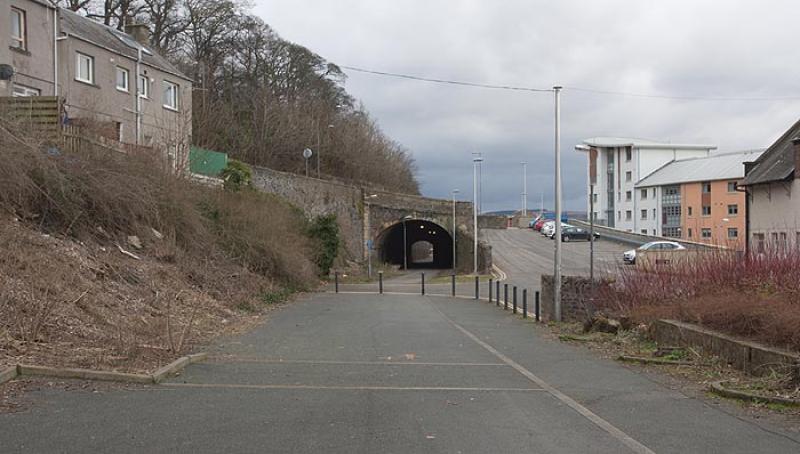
xmin=0 ymin=64 xmax=14 ymax=81
xmin=303 ymin=148 xmax=313 ymax=159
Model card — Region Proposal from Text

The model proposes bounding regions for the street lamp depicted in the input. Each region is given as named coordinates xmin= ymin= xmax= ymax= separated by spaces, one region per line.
xmin=472 ymin=156 xmax=483 ymax=275
xmin=402 ymin=215 xmax=413 ymax=270
xmin=451 ymin=189 xmax=459 ymax=273
xmin=521 ymin=161 xmax=528 ymax=217
xmin=317 ymin=123 xmax=334 ymax=178
xmin=553 ymin=85 xmax=563 ymax=322
xmin=365 ymin=194 xmax=378 ymax=278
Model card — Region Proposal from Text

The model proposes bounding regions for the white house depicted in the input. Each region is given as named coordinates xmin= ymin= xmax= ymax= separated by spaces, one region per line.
xmin=575 ymin=137 xmax=716 ymax=232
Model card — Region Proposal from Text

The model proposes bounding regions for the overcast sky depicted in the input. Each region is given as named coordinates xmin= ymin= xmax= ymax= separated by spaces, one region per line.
xmin=253 ymin=0 xmax=800 ymax=212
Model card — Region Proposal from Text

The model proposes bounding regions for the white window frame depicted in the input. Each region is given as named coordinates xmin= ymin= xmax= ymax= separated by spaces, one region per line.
xmin=116 ymin=67 xmax=130 ymax=92
xmin=163 ymin=80 xmax=179 ymax=111
xmin=12 ymin=83 xmax=40 ymax=97
xmin=138 ymin=75 xmax=149 ymax=99
xmin=11 ymin=7 xmax=26 ymax=50
xmin=75 ymin=52 xmax=95 ymax=84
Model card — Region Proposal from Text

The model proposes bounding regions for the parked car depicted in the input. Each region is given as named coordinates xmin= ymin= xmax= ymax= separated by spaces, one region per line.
xmin=542 ymin=222 xmax=572 ymax=238
xmin=623 ymin=241 xmax=686 ymax=264
xmin=533 ymin=218 xmax=548 ymax=231
xmin=530 ymin=212 xmax=568 ymax=228
xmin=560 ymin=226 xmax=598 ymax=242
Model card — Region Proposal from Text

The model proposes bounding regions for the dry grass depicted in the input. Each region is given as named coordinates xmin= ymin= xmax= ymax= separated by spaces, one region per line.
xmin=595 ymin=249 xmax=800 ymax=352
xmin=0 ymin=122 xmax=320 ymax=372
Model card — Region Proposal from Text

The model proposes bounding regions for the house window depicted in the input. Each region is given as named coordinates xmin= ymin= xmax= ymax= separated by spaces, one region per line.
xmin=138 ymin=75 xmax=149 ymax=98
xmin=652 ymin=229 xmax=656 ymax=235
xmin=626 ymin=149 xmax=632 ymax=162
xmin=688 ymin=228 xmax=693 ymax=238
xmin=652 ymin=188 xmax=656 ymax=198
xmin=163 ymin=80 xmax=179 ymax=110
xmin=592 ymin=193 xmax=598 ymax=203
xmin=617 ymin=211 xmax=621 ymax=221
xmin=625 ymin=210 xmax=632 ymax=221
xmin=663 ymin=227 xmax=681 ymax=238
xmin=641 ymin=209 xmax=647 ymax=220
xmin=641 ymin=189 xmax=647 ymax=200
xmin=728 ymin=228 xmax=738 ymax=239
xmin=626 ymin=191 xmax=632 ymax=201
xmin=11 ymin=7 xmax=26 ymax=50
xmin=754 ymin=233 xmax=765 ymax=253
xmin=652 ymin=208 xmax=656 ymax=219
xmin=626 ymin=171 xmax=632 ymax=182
xmin=702 ymin=205 xmax=711 ymax=216
xmin=780 ymin=232 xmax=787 ymax=250
xmin=688 ymin=206 xmax=693 ymax=216
xmin=727 ymin=204 xmax=738 ymax=216
xmin=728 ymin=181 xmax=737 ymax=193
xmin=702 ymin=182 xmax=712 ymax=193
xmin=116 ymin=67 xmax=129 ymax=92
xmin=641 ymin=229 xmax=647 ymax=234
xmin=12 ymin=84 xmax=40 ymax=97
xmin=76 ymin=52 xmax=94 ymax=84
xmin=701 ymin=228 xmax=712 ymax=239
xmin=115 ymin=121 xmax=123 ymax=141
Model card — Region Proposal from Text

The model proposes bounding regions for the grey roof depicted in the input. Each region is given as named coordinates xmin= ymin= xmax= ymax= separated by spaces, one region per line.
xmin=582 ymin=137 xmax=717 ymax=151
xmin=635 ymin=150 xmax=765 ymax=188
xmin=739 ymin=118 xmax=800 ymax=186
xmin=59 ymin=9 xmax=190 ymax=82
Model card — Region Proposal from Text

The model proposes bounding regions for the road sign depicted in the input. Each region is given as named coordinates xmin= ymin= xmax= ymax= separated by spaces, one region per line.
xmin=303 ymin=148 xmax=313 ymax=159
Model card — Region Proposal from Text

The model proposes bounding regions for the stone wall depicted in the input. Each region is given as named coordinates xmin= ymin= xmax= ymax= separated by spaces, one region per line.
xmin=251 ymin=166 xmax=364 ymax=261
xmin=540 ymin=275 xmax=598 ymax=322
xmin=478 ymin=215 xmax=508 ymax=230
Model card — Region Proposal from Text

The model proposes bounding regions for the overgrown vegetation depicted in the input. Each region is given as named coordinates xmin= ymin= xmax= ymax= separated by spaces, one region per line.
xmin=56 ymin=0 xmax=420 ymax=194
xmin=220 ymin=159 xmax=252 ymax=192
xmin=0 ymin=123 xmax=321 ymax=371
xmin=594 ymin=249 xmax=800 ymax=351
xmin=306 ymin=214 xmax=341 ymax=276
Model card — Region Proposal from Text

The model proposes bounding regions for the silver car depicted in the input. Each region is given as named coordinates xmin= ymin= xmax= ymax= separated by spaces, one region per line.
xmin=623 ymin=241 xmax=686 ymax=264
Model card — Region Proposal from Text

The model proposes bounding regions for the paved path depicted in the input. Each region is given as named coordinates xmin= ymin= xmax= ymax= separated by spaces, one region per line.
xmin=2 ymin=292 xmax=798 ymax=453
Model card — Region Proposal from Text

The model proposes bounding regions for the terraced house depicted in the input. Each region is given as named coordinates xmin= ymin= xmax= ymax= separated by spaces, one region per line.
xmin=1 ymin=1 xmax=192 ymax=166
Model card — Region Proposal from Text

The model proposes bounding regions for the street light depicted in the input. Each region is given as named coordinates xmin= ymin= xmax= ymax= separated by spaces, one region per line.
xmin=521 ymin=161 xmax=528 ymax=217
xmin=451 ymin=189 xmax=459 ymax=273
xmin=317 ymin=123 xmax=334 ymax=178
xmin=553 ymin=85 xmax=563 ymax=322
xmin=472 ymin=156 xmax=483 ymax=275
xmin=402 ymin=215 xmax=413 ymax=270
xmin=365 ymin=194 xmax=378 ymax=278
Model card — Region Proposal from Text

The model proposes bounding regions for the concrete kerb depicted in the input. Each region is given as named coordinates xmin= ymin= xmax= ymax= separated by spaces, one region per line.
xmin=709 ymin=380 xmax=800 ymax=407
xmin=617 ymin=355 xmax=705 ymax=367
xmin=2 ymin=353 xmax=208 ymax=386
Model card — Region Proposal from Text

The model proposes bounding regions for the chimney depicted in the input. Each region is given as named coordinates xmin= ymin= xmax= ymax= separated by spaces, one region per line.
xmin=124 ymin=23 xmax=150 ymax=46
xmin=793 ymin=137 xmax=800 ymax=179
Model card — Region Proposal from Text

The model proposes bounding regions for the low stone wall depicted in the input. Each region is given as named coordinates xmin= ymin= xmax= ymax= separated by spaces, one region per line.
xmin=478 ymin=215 xmax=508 ymax=230
xmin=651 ymin=320 xmax=800 ymax=377
xmin=540 ymin=275 xmax=597 ymax=322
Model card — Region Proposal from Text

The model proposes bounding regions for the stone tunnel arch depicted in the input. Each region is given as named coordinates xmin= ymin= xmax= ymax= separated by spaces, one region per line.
xmin=376 ymin=219 xmax=454 ymax=269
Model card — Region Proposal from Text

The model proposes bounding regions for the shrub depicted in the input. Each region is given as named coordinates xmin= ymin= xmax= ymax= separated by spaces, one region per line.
xmin=220 ymin=159 xmax=252 ymax=192
xmin=307 ymin=214 xmax=340 ymax=276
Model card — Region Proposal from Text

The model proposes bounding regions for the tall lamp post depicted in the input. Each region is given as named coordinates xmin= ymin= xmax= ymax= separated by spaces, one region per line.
xmin=472 ymin=155 xmax=483 ymax=275
xmin=553 ymin=85 xmax=563 ymax=322
xmin=521 ymin=161 xmax=528 ymax=217
xmin=402 ymin=215 xmax=413 ymax=270
xmin=365 ymin=194 xmax=378 ymax=278
xmin=451 ymin=189 xmax=459 ymax=273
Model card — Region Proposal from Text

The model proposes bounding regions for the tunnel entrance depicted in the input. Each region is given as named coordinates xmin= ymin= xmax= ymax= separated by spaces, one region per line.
xmin=377 ymin=219 xmax=453 ymax=269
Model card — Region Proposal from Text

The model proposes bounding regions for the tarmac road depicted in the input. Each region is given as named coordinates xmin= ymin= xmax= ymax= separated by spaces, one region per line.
xmin=1 ymin=292 xmax=799 ymax=453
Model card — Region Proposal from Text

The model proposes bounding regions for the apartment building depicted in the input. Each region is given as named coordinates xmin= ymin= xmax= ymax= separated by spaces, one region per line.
xmin=575 ymin=137 xmax=716 ymax=232
xmin=634 ymin=151 xmax=762 ymax=250
xmin=1 ymin=1 xmax=192 ymax=162
xmin=740 ymin=118 xmax=800 ymax=253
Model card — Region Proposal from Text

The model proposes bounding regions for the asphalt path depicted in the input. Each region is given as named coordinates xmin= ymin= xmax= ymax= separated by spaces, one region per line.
xmin=2 ymin=292 xmax=799 ymax=453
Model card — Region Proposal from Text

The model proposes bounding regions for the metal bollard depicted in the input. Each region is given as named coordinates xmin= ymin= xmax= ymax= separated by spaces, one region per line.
xmin=451 ymin=274 xmax=456 ymax=297
xmin=421 ymin=272 xmax=425 ymax=295
xmin=523 ymin=289 xmax=528 ymax=319
xmin=513 ymin=286 xmax=518 ymax=314
xmin=535 ymin=290 xmax=540 ymax=321
xmin=335 ymin=272 xmax=339 ymax=293
xmin=474 ymin=276 xmax=479 ymax=299
xmin=504 ymin=284 xmax=508 ymax=310
xmin=489 ymin=278 xmax=493 ymax=302
xmin=379 ymin=271 xmax=383 ymax=294
xmin=496 ymin=280 xmax=500 ymax=306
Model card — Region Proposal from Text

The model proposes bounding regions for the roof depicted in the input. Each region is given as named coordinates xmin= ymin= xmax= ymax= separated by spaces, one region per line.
xmin=581 ymin=137 xmax=717 ymax=151
xmin=59 ymin=9 xmax=191 ymax=82
xmin=739 ymin=118 xmax=800 ymax=186
xmin=635 ymin=150 xmax=765 ymax=188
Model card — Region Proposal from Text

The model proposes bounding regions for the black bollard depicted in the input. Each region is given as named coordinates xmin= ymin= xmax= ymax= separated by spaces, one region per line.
xmin=474 ymin=276 xmax=479 ymax=299
xmin=335 ymin=272 xmax=339 ymax=293
xmin=523 ymin=289 xmax=528 ymax=319
xmin=535 ymin=290 xmax=540 ymax=321
xmin=504 ymin=284 xmax=508 ymax=310
xmin=513 ymin=286 xmax=517 ymax=314
xmin=421 ymin=272 xmax=425 ymax=295
xmin=496 ymin=280 xmax=500 ymax=306
xmin=489 ymin=278 xmax=493 ymax=302
xmin=451 ymin=274 xmax=456 ymax=297
xmin=379 ymin=271 xmax=383 ymax=294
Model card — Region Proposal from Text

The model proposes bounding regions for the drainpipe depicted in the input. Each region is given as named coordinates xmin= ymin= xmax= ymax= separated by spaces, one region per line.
xmin=53 ymin=7 xmax=58 ymax=96
xmin=135 ymin=47 xmax=142 ymax=145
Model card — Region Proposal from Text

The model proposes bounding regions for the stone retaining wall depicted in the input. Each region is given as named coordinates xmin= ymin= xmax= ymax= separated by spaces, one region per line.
xmin=540 ymin=275 xmax=597 ymax=322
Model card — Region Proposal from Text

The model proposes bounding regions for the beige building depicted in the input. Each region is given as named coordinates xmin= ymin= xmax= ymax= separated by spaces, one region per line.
xmin=1 ymin=1 xmax=192 ymax=164
xmin=740 ymin=119 xmax=800 ymax=253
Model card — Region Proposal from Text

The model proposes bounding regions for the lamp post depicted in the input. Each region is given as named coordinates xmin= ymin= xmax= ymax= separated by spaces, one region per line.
xmin=365 ymin=194 xmax=378 ymax=278
xmin=521 ymin=161 xmax=528 ymax=217
xmin=553 ymin=85 xmax=563 ymax=322
xmin=451 ymin=189 xmax=459 ymax=273
xmin=473 ymin=155 xmax=483 ymax=275
xmin=402 ymin=215 xmax=413 ymax=270
xmin=318 ymin=123 xmax=334 ymax=178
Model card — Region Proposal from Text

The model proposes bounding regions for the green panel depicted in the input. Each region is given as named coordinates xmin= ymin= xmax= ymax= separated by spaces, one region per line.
xmin=189 ymin=146 xmax=228 ymax=177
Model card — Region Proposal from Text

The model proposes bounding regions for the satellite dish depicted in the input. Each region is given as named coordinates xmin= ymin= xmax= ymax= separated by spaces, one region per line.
xmin=303 ymin=148 xmax=313 ymax=159
xmin=0 ymin=64 xmax=14 ymax=81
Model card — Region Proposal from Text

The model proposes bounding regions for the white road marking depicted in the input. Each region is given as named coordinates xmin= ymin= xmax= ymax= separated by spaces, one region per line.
xmin=430 ymin=304 xmax=657 ymax=454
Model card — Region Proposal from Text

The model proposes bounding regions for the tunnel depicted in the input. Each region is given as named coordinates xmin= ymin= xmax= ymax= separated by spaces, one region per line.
xmin=377 ymin=219 xmax=454 ymax=269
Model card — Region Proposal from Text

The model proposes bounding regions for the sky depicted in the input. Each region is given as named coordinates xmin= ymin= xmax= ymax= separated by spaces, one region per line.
xmin=252 ymin=0 xmax=800 ymax=212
